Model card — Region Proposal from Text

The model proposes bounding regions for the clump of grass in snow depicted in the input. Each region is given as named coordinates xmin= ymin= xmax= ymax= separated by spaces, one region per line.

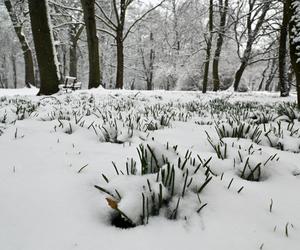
xmin=95 ymin=142 xmax=213 ymax=227
xmin=277 ymin=103 xmax=298 ymax=122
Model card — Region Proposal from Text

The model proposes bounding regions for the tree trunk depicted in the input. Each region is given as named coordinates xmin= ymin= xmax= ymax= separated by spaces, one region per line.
xmin=11 ymin=54 xmax=17 ymax=88
xmin=233 ymin=61 xmax=247 ymax=91
xmin=116 ymin=34 xmax=124 ymax=89
xmin=63 ymin=48 xmax=67 ymax=80
xmin=69 ymin=41 xmax=78 ymax=78
xmin=0 ymin=56 xmax=8 ymax=88
xmin=289 ymin=0 xmax=300 ymax=109
xmin=265 ymin=59 xmax=277 ymax=91
xmin=147 ymin=53 xmax=154 ymax=91
xmin=145 ymin=32 xmax=155 ymax=90
xmin=212 ymin=0 xmax=229 ymax=91
xmin=202 ymin=0 xmax=213 ymax=93
xmin=69 ymin=25 xmax=83 ymax=79
xmin=212 ymin=37 xmax=223 ymax=92
xmin=81 ymin=0 xmax=101 ymax=89
xmin=279 ymin=0 xmax=291 ymax=97
xmin=28 ymin=0 xmax=60 ymax=95
xmin=258 ymin=59 xmax=271 ymax=91
xmin=2 ymin=56 xmax=8 ymax=88
xmin=4 ymin=0 xmax=35 ymax=86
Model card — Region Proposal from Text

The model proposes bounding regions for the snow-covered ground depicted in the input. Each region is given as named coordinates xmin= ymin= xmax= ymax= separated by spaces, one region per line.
xmin=0 ymin=88 xmax=300 ymax=250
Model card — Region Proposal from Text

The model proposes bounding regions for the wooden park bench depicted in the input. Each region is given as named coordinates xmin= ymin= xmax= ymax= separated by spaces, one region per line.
xmin=59 ymin=76 xmax=82 ymax=92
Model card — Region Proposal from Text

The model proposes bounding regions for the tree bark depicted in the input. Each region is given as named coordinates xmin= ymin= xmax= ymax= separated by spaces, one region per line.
xmin=289 ymin=0 xmax=300 ymax=109
xmin=69 ymin=41 xmax=78 ymax=78
xmin=140 ymin=31 xmax=155 ymax=90
xmin=11 ymin=54 xmax=17 ymax=88
xmin=234 ymin=61 xmax=247 ymax=91
xmin=4 ymin=0 xmax=35 ymax=86
xmin=258 ymin=59 xmax=271 ymax=91
xmin=279 ymin=0 xmax=291 ymax=97
xmin=81 ymin=0 xmax=101 ymax=89
xmin=114 ymin=0 xmax=126 ymax=89
xmin=116 ymin=33 xmax=124 ymax=89
xmin=147 ymin=52 xmax=155 ymax=90
xmin=265 ymin=59 xmax=277 ymax=91
xmin=28 ymin=0 xmax=60 ymax=95
xmin=69 ymin=25 xmax=84 ymax=79
xmin=0 ymin=56 xmax=8 ymax=88
xmin=202 ymin=0 xmax=213 ymax=93
xmin=212 ymin=0 xmax=229 ymax=91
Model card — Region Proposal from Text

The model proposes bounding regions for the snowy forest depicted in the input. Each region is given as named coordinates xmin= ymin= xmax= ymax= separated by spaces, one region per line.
xmin=1 ymin=1 xmax=300 ymax=250
xmin=0 ymin=0 xmax=300 ymax=101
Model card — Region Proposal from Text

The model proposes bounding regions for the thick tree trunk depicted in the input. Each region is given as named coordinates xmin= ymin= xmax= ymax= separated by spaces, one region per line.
xmin=212 ymin=39 xmax=223 ymax=92
xmin=289 ymin=0 xmax=300 ymax=109
xmin=24 ymin=50 xmax=35 ymax=86
xmin=4 ymin=0 xmax=35 ymax=86
xmin=116 ymin=34 xmax=124 ymax=89
xmin=69 ymin=26 xmax=83 ymax=79
xmin=233 ymin=32 xmax=254 ymax=91
xmin=233 ymin=61 xmax=247 ymax=91
xmin=28 ymin=0 xmax=59 ymax=95
xmin=212 ymin=0 xmax=229 ymax=91
xmin=81 ymin=0 xmax=101 ymax=89
xmin=202 ymin=0 xmax=213 ymax=93
xmin=69 ymin=41 xmax=78 ymax=78
xmin=279 ymin=0 xmax=291 ymax=97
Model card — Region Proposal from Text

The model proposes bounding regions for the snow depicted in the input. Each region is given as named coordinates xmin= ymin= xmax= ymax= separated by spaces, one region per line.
xmin=0 ymin=86 xmax=39 ymax=96
xmin=0 ymin=88 xmax=300 ymax=250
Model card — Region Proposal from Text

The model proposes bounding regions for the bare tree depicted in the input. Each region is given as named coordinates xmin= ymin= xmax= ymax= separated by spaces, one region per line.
xmin=138 ymin=29 xmax=156 ymax=90
xmin=212 ymin=0 xmax=229 ymax=91
xmin=69 ymin=25 xmax=84 ymax=78
xmin=28 ymin=0 xmax=60 ymax=95
xmin=4 ymin=0 xmax=35 ymax=87
xmin=279 ymin=0 xmax=291 ymax=97
xmin=233 ymin=0 xmax=272 ymax=91
xmin=81 ymin=0 xmax=102 ymax=88
xmin=202 ymin=0 xmax=213 ymax=93
xmin=96 ymin=0 xmax=165 ymax=89
xmin=49 ymin=0 xmax=84 ymax=80
xmin=289 ymin=0 xmax=300 ymax=108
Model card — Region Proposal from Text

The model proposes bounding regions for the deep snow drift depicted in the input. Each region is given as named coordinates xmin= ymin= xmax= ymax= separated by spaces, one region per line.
xmin=0 ymin=88 xmax=300 ymax=250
